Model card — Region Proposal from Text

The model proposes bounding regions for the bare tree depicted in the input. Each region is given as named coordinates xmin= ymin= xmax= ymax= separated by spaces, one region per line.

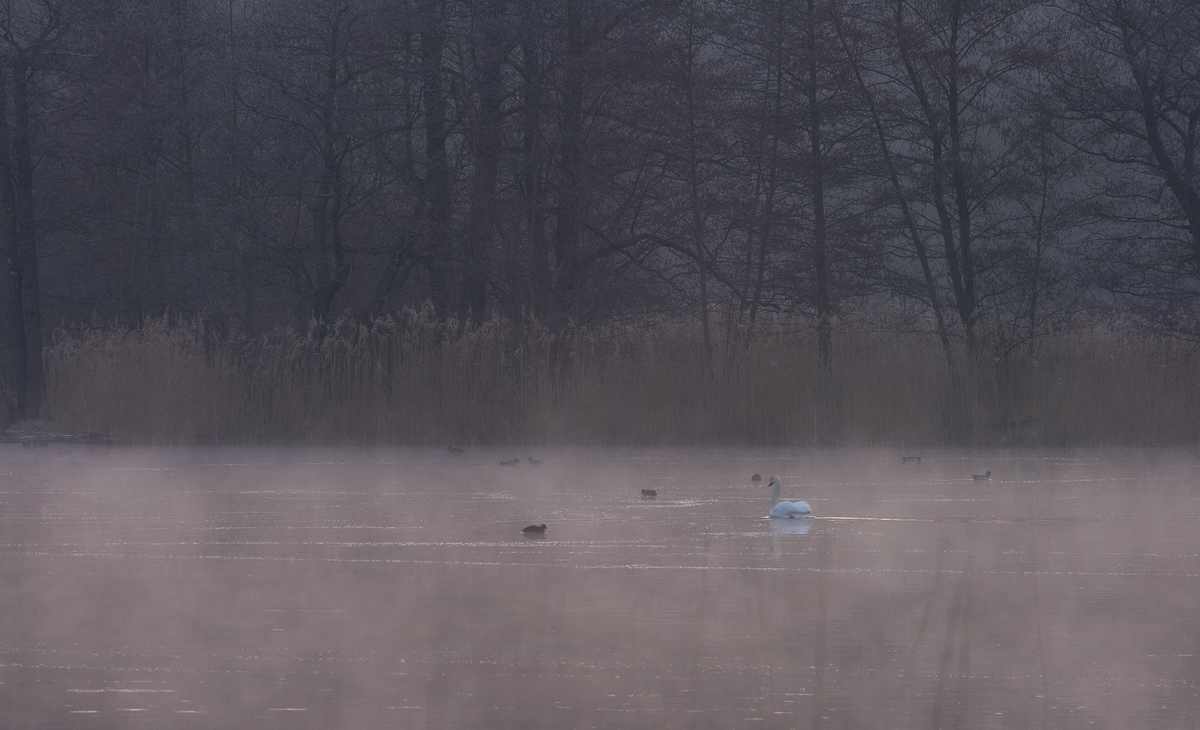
xmin=512 ymin=0 xmax=673 ymax=328
xmin=721 ymin=0 xmax=869 ymax=371
xmin=457 ymin=0 xmax=508 ymax=323
xmin=0 ymin=0 xmax=90 ymax=417
xmin=855 ymin=0 xmax=1046 ymax=352
xmin=4 ymin=0 xmax=1194 ymax=373
xmin=248 ymin=0 xmax=401 ymax=322
xmin=1051 ymin=0 xmax=1200 ymax=331
xmin=413 ymin=0 xmax=456 ymax=316
xmin=646 ymin=0 xmax=729 ymax=366
xmin=723 ymin=0 xmax=790 ymax=349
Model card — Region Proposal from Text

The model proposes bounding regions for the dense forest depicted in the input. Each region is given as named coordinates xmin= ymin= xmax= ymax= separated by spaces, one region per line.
xmin=2 ymin=0 xmax=1199 ymax=444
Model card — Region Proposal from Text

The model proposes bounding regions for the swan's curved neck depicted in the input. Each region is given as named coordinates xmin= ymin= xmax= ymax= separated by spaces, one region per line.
xmin=771 ymin=479 xmax=780 ymax=506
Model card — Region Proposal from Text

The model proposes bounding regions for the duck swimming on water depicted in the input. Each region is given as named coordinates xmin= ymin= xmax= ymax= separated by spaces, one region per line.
xmin=973 ymin=470 xmax=991 ymax=481
xmin=521 ymin=524 xmax=547 ymax=534
xmin=751 ymin=474 xmax=762 ymax=483
xmin=641 ymin=488 xmax=657 ymax=498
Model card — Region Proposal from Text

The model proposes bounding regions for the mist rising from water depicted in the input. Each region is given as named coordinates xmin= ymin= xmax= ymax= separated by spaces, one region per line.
xmin=2 ymin=445 xmax=1198 ymax=728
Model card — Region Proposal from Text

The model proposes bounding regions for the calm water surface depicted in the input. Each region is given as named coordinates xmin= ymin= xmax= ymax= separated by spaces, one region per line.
xmin=1 ymin=446 xmax=1198 ymax=728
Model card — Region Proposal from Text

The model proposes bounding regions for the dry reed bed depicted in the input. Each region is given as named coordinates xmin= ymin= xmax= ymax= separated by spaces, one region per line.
xmin=40 ymin=313 xmax=1200 ymax=446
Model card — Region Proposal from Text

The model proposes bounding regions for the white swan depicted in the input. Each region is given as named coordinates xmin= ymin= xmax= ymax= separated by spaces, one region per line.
xmin=767 ymin=475 xmax=812 ymax=518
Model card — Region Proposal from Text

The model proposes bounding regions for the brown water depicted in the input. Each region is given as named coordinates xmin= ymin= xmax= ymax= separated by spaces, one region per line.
xmin=1 ymin=446 xmax=1198 ymax=729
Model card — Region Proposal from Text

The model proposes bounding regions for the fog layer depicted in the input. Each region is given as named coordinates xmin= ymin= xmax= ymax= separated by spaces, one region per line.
xmin=1 ymin=446 xmax=1197 ymax=729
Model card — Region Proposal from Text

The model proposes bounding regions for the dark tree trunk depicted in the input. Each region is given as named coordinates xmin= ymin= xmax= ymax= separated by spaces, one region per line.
xmin=520 ymin=32 xmax=550 ymax=321
xmin=893 ymin=0 xmax=979 ymax=351
xmin=11 ymin=57 xmax=39 ymax=417
xmin=460 ymin=0 xmax=508 ymax=323
xmin=371 ymin=206 xmax=424 ymax=315
xmin=0 ymin=64 xmax=25 ymax=418
xmin=834 ymin=4 xmax=955 ymax=367
xmin=308 ymin=13 xmax=350 ymax=323
xmin=418 ymin=0 xmax=453 ymax=316
xmin=372 ymin=25 xmax=423 ymax=317
xmin=744 ymin=53 xmax=783 ymax=350
xmin=806 ymin=0 xmax=831 ymax=373
xmin=682 ymin=0 xmax=712 ymax=368
xmin=1122 ymin=22 xmax=1200 ymax=274
xmin=550 ymin=0 xmax=585 ymax=327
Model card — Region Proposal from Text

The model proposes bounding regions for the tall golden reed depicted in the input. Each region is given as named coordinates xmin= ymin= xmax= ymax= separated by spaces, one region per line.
xmin=40 ymin=310 xmax=1200 ymax=446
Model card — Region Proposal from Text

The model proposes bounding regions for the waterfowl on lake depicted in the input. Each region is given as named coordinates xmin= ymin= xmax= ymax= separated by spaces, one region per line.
xmin=528 ymin=457 xmax=544 ymax=466
xmin=973 ymin=470 xmax=992 ymax=481
xmin=751 ymin=474 xmax=762 ymax=483
xmin=447 ymin=446 xmax=463 ymax=454
xmin=521 ymin=524 xmax=547 ymax=534
xmin=500 ymin=458 xmax=520 ymax=466
xmin=641 ymin=488 xmax=657 ymax=498
xmin=902 ymin=455 xmax=921 ymax=464
xmin=767 ymin=475 xmax=813 ymax=518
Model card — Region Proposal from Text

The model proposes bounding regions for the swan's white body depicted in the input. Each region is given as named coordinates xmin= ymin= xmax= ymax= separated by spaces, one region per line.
xmin=768 ymin=475 xmax=812 ymax=518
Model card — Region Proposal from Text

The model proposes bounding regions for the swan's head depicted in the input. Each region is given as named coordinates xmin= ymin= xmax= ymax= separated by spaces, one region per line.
xmin=769 ymin=475 xmax=782 ymax=489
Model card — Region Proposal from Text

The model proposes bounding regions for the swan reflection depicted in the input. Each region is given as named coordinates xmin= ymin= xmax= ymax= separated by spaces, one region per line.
xmin=770 ymin=517 xmax=812 ymax=559
xmin=770 ymin=518 xmax=813 ymax=536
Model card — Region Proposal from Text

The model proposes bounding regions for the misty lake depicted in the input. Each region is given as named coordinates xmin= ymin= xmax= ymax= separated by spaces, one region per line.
xmin=1 ymin=445 xmax=1198 ymax=729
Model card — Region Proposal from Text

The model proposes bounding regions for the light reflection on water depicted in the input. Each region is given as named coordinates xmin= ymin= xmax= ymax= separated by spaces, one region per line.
xmin=1 ymin=445 xmax=1199 ymax=728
